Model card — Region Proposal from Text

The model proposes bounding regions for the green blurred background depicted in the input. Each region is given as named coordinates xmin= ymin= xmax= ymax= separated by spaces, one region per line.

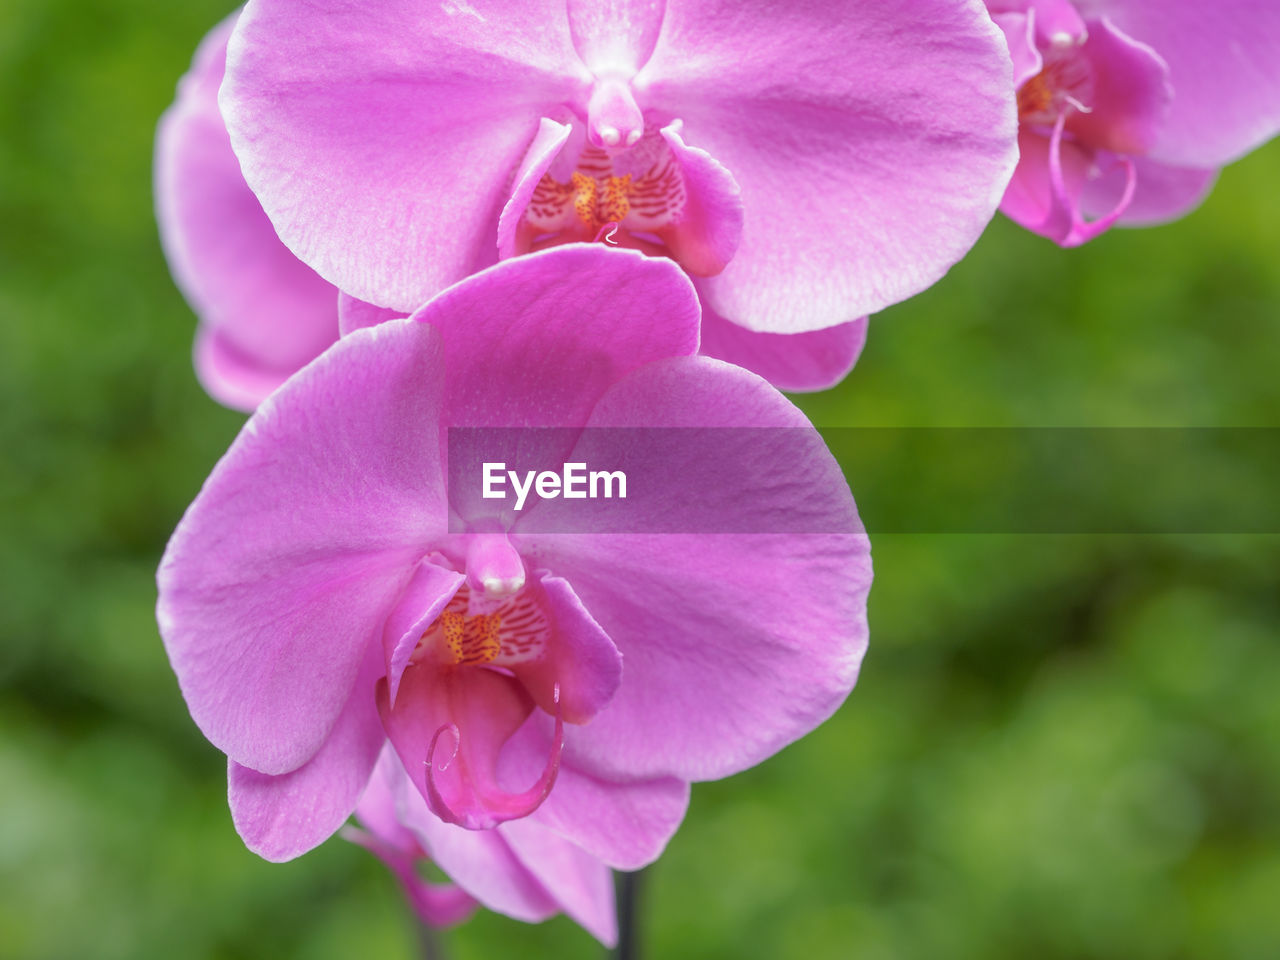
xmin=2 ymin=2 xmax=1278 ymax=958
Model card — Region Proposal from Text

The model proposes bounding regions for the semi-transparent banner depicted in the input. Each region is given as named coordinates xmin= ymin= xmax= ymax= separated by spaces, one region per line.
xmin=446 ymin=427 xmax=1280 ymax=534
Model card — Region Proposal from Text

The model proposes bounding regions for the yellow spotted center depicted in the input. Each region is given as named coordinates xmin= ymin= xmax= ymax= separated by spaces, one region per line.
xmin=570 ymin=171 xmax=632 ymax=232
xmin=440 ymin=610 xmax=503 ymax=666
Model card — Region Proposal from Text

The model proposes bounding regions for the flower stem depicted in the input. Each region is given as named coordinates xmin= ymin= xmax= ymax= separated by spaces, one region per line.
xmin=613 ymin=868 xmax=646 ymax=960
xmin=417 ymin=920 xmax=446 ymax=960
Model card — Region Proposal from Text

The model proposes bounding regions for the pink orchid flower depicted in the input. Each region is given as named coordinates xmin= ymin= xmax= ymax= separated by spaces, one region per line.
xmin=155 ymin=11 xmax=339 ymax=411
xmin=156 ymin=246 xmax=871 ymax=872
xmin=218 ymin=0 xmax=1017 ymax=390
xmin=987 ymin=0 xmax=1280 ymax=245
xmin=346 ymin=746 xmax=619 ymax=945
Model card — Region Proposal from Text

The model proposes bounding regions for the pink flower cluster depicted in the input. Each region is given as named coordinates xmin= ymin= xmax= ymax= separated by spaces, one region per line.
xmin=153 ymin=0 xmax=1278 ymax=945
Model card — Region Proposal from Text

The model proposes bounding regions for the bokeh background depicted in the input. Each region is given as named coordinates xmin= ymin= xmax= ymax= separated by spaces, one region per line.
xmin=2 ymin=2 xmax=1278 ymax=958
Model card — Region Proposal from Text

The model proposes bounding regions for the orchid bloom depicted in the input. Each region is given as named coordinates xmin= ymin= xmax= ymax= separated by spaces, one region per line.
xmin=157 ymin=246 xmax=871 ymax=874
xmin=346 ymin=746 xmax=619 ymax=945
xmin=219 ymin=0 xmax=1016 ymax=391
xmin=988 ymin=0 xmax=1280 ymax=245
xmin=155 ymin=11 xmax=339 ymax=411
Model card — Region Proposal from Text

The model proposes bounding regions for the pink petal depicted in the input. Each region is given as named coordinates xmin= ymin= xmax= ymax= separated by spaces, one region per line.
xmin=343 ymin=824 xmax=480 ymax=928
xmin=512 ymin=575 xmax=622 ymax=726
xmin=499 ymin=816 xmax=619 ymax=947
xmin=992 ymin=12 xmax=1045 ymax=88
xmin=388 ymin=757 xmax=564 ymax=924
xmin=502 ymin=717 xmax=691 ymax=870
xmin=417 ymin=245 xmax=699 ymax=525
xmin=567 ymin=0 xmax=666 ymax=77
xmin=1066 ymin=16 xmax=1171 ymax=156
xmin=155 ymin=11 xmax=338 ymax=411
xmin=228 ymin=645 xmax=385 ymax=862
xmin=346 ymin=748 xmax=478 ymax=927
xmin=402 ymin=764 xmax=619 ymax=948
xmin=697 ymin=294 xmax=867 ymax=393
xmin=351 ymin=745 xmax=421 ymax=853
xmin=221 ymin=0 xmax=589 ymax=311
xmin=498 ymin=118 xmax=574 ymax=261
xmin=519 ymin=357 xmax=871 ymax=782
xmin=418 ymin=245 xmax=699 ymax=431
xmin=381 ymin=560 xmax=466 ymax=706
xmin=654 ymin=121 xmax=743 ymax=277
xmin=193 ymin=325 xmax=303 ymax=413
xmin=443 ymin=244 xmax=698 ymax=420
xmin=1081 ymin=155 xmax=1218 ymax=226
xmin=157 ymin=319 xmax=448 ymax=774
xmin=1079 ymin=0 xmax=1280 ymax=166
xmin=637 ymin=0 xmax=1017 ymax=331
xmin=338 ymin=292 xmax=404 ymax=337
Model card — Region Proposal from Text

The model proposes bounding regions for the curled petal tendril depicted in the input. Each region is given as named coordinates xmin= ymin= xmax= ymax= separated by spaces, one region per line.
xmin=424 ymin=682 xmax=565 ymax=830
xmin=1046 ymin=110 xmax=1136 ymax=247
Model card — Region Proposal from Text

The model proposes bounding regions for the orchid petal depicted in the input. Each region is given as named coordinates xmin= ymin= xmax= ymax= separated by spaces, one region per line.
xmin=417 ymin=245 xmax=699 ymax=430
xmin=992 ymin=11 xmax=1046 ymax=88
xmin=502 ymin=717 xmax=690 ymax=870
xmin=1075 ymin=0 xmax=1280 ymax=166
xmin=653 ymin=121 xmax=743 ymax=278
xmin=221 ymin=0 xmax=588 ymax=311
xmin=400 ymin=755 xmax=619 ymax=947
xmin=638 ymin=0 xmax=1017 ymax=331
xmin=988 ymin=0 xmax=1088 ymax=42
xmin=499 ymin=816 xmax=619 ymax=947
xmin=387 ymin=752 xmax=563 ymax=924
xmin=498 ymin=118 xmax=574 ymax=260
xmin=228 ymin=644 xmax=385 ymax=862
xmin=1082 ymin=155 xmax=1217 ymax=226
xmin=510 ymin=575 xmax=622 ymax=725
xmin=520 ymin=357 xmax=870 ymax=782
xmin=1066 ymin=16 xmax=1171 ymax=156
xmin=156 ymin=11 xmax=338 ymax=411
xmin=567 ymin=0 xmax=666 ymax=78
xmin=157 ymin=319 xmax=448 ymax=774
xmin=352 ymin=746 xmax=423 ymax=853
xmin=697 ymin=294 xmax=867 ymax=393
xmin=417 ymin=245 xmax=699 ymax=525
xmin=345 ymin=748 xmax=478 ymax=928
xmin=338 ymin=292 xmax=404 ymax=337
xmin=381 ymin=560 xmax=466 ymax=706
xmin=343 ymin=824 xmax=480 ymax=928
xmin=192 ymin=325 xmax=305 ymax=413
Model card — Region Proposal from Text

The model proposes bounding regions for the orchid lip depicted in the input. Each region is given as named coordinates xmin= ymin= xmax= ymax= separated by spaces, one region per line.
xmin=511 ymin=118 xmax=742 ymax=277
xmin=424 ymin=682 xmax=565 ymax=830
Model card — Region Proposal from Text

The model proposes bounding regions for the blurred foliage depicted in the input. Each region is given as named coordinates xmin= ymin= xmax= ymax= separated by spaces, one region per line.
xmin=1 ymin=1 xmax=1278 ymax=958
